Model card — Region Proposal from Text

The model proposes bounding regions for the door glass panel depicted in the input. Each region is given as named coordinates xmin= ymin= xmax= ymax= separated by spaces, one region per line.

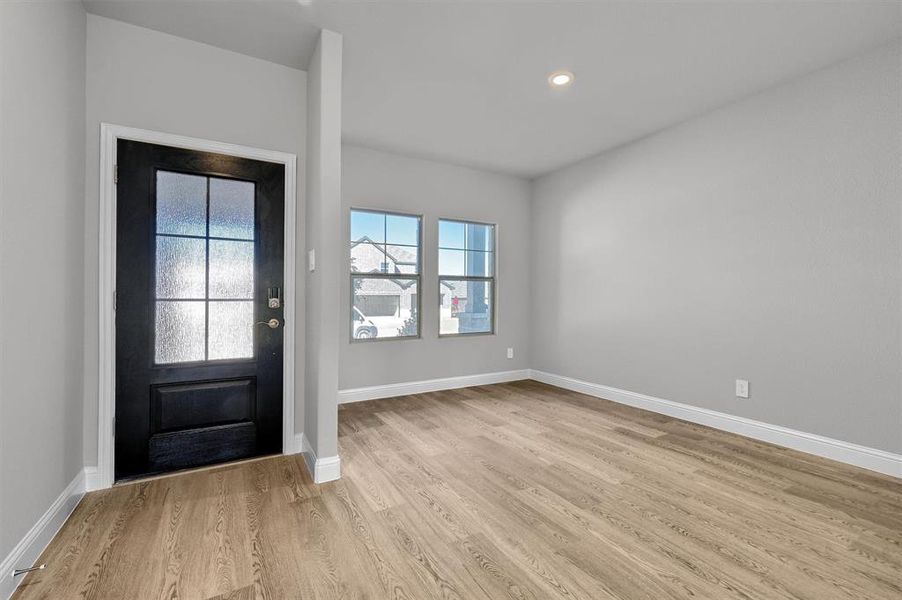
xmin=209 ymin=240 xmax=254 ymax=299
xmin=208 ymin=301 xmax=254 ymax=360
xmin=209 ymin=178 xmax=255 ymax=240
xmin=156 ymin=171 xmax=207 ymax=236
xmin=155 ymin=301 xmax=206 ymax=363
xmin=155 ymin=236 xmax=206 ymax=299
xmin=154 ymin=172 xmax=257 ymax=364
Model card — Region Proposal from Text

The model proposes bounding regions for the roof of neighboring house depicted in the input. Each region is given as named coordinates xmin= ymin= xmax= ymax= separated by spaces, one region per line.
xmin=350 ymin=236 xmax=469 ymax=292
xmin=351 ymin=236 xmax=417 ymax=290
xmin=351 ymin=236 xmax=416 ymax=267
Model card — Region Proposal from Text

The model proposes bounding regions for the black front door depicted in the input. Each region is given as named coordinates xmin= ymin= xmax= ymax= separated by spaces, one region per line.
xmin=115 ymin=140 xmax=285 ymax=481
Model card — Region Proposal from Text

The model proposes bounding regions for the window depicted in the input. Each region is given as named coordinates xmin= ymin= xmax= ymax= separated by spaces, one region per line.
xmin=154 ymin=171 xmax=255 ymax=364
xmin=439 ymin=219 xmax=495 ymax=336
xmin=350 ymin=209 xmax=421 ymax=340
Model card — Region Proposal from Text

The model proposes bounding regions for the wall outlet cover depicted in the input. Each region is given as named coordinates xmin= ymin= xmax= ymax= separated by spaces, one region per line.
xmin=736 ymin=379 xmax=750 ymax=399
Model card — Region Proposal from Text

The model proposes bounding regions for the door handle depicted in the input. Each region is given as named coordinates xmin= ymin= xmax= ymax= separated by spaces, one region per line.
xmin=255 ymin=318 xmax=280 ymax=329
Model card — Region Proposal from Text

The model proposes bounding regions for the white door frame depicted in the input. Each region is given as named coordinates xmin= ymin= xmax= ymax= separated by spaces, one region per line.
xmin=96 ymin=123 xmax=298 ymax=490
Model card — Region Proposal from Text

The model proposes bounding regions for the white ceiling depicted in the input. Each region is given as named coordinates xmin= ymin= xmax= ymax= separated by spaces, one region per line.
xmin=85 ymin=1 xmax=902 ymax=178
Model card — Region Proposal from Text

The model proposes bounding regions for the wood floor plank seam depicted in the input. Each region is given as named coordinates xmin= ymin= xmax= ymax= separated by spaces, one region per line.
xmin=12 ymin=381 xmax=902 ymax=599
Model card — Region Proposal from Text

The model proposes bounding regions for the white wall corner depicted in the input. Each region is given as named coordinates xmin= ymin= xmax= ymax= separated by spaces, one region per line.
xmin=300 ymin=433 xmax=341 ymax=484
xmin=0 ymin=469 xmax=88 ymax=599
xmin=338 ymin=369 xmax=531 ymax=404
xmin=294 ymin=432 xmax=306 ymax=456
xmin=528 ymin=370 xmax=902 ymax=479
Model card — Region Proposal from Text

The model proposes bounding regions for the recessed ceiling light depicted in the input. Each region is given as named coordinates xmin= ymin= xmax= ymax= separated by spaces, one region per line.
xmin=548 ymin=71 xmax=574 ymax=87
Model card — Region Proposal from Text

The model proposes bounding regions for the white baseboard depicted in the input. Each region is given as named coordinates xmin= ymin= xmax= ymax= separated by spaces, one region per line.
xmin=298 ymin=433 xmax=341 ymax=484
xmin=529 ymin=370 xmax=902 ymax=479
xmin=0 ymin=468 xmax=88 ymax=600
xmin=338 ymin=369 xmax=531 ymax=404
xmin=83 ymin=466 xmax=101 ymax=493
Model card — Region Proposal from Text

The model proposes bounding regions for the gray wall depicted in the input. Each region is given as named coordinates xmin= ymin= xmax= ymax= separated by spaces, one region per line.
xmin=341 ymin=145 xmax=532 ymax=390
xmin=83 ymin=15 xmax=308 ymax=464
xmin=0 ymin=1 xmax=86 ymax=558
xmin=304 ymin=30 xmax=342 ymax=459
xmin=531 ymin=42 xmax=902 ymax=454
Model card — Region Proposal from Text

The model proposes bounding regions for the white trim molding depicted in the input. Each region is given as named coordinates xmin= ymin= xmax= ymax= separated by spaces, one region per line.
xmin=97 ymin=123 xmax=300 ymax=490
xmin=338 ymin=369 xmax=530 ymax=404
xmin=1 ymin=469 xmax=88 ymax=599
xmin=298 ymin=433 xmax=341 ymax=484
xmin=530 ymin=370 xmax=902 ymax=479
xmin=83 ymin=466 xmax=101 ymax=493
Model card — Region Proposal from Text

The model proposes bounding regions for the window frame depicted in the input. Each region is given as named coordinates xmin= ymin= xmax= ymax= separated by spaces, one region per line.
xmin=349 ymin=207 xmax=423 ymax=343
xmin=437 ymin=217 xmax=497 ymax=338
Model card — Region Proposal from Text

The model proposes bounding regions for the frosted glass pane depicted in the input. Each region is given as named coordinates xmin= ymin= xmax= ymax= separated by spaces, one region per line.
xmin=155 ymin=301 xmax=205 ymax=363
xmin=156 ymin=236 xmax=206 ymax=299
xmin=156 ymin=171 xmax=207 ymax=236
xmin=209 ymin=178 xmax=254 ymax=239
xmin=209 ymin=301 xmax=254 ymax=360
xmin=209 ymin=240 xmax=254 ymax=299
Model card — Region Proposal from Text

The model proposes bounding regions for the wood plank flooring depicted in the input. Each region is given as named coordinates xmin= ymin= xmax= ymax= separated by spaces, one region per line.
xmin=12 ymin=380 xmax=902 ymax=599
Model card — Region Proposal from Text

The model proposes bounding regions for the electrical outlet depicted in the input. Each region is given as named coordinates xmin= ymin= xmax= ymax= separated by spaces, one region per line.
xmin=307 ymin=249 xmax=315 ymax=272
xmin=507 ymin=347 xmax=514 ymax=359
xmin=735 ymin=379 xmax=749 ymax=399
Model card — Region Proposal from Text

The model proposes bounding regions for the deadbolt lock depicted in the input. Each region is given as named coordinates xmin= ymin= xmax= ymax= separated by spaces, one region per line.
xmin=268 ymin=287 xmax=281 ymax=309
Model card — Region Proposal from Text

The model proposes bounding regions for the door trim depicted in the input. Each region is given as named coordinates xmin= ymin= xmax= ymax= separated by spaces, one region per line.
xmin=96 ymin=123 xmax=298 ymax=490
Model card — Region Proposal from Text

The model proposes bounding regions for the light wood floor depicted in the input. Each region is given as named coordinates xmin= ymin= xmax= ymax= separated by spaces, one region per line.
xmin=13 ymin=381 xmax=902 ymax=599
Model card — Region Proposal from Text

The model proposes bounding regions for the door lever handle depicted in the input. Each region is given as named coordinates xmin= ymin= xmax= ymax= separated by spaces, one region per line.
xmin=255 ymin=318 xmax=280 ymax=329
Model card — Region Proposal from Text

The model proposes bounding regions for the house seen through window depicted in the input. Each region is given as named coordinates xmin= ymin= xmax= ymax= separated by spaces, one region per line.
xmin=439 ymin=219 xmax=495 ymax=335
xmin=350 ymin=209 xmax=421 ymax=340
